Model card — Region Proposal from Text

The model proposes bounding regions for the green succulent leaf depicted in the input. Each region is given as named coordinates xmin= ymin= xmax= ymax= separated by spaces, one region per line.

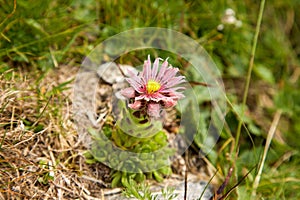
xmin=158 ymin=166 xmax=172 ymax=176
xmin=121 ymin=172 xmax=131 ymax=188
xmin=111 ymin=171 xmax=122 ymax=188
xmin=152 ymin=171 xmax=164 ymax=182
xmin=135 ymin=172 xmax=146 ymax=182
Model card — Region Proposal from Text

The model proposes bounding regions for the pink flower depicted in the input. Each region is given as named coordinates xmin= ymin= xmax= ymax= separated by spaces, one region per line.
xmin=121 ymin=55 xmax=186 ymax=118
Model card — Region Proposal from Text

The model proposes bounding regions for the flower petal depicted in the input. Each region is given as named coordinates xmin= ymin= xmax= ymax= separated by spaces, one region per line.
xmin=163 ymin=76 xmax=186 ymax=88
xmin=160 ymin=86 xmax=186 ymax=93
xmin=149 ymin=92 xmax=166 ymax=102
xmin=156 ymin=58 xmax=168 ymax=81
xmin=142 ymin=55 xmax=152 ymax=82
xmin=168 ymin=91 xmax=185 ymax=99
xmin=160 ymin=67 xmax=179 ymax=85
xmin=127 ymin=69 xmax=143 ymax=85
xmin=129 ymin=100 xmax=142 ymax=110
xmin=127 ymin=68 xmax=138 ymax=77
xmin=163 ymin=98 xmax=177 ymax=108
xmin=135 ymin=94 xmax=151 ymax=101
xmin=126 ymin=78 xmax=144 ymax=93
xmin=151 ymin=58 xmax=161 ymax=80
xmin=121 ymin=87 xmax=136 ymax=98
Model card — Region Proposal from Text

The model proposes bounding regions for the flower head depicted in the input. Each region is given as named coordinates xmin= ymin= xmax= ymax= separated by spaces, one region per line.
xmin=121 ymin=55 xmax=186 ymax=118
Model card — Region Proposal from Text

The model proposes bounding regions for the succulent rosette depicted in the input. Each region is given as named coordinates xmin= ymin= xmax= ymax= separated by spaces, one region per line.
xmin=121 ymin=55 xmax=186 ymax=118
xmin=88 ymin=56 xmax=188 ymax=187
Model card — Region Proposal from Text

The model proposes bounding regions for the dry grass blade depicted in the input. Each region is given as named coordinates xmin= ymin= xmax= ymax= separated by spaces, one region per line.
xmin=251 ymin=110 xmax=282 ymax=197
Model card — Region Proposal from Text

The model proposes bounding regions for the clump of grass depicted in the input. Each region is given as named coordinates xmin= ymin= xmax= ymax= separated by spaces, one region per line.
xmin=122 ymin=180 xmax=178 ymax=200
xmin=0 ymin=66 xmax=111 ymax=198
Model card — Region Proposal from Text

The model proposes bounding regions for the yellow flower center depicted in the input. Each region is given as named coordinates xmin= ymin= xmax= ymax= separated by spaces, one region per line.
xmin=146 ymin=80 xmax=161 ymax=94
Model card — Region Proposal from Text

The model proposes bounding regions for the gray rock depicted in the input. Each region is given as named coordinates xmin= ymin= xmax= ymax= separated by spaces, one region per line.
xmin=97 ymin=62 xmax=138 ymax=84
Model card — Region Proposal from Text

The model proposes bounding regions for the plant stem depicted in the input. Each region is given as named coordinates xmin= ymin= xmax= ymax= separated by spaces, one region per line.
xmin=233 ymin=0 xmax=266 ymax=198
xmin=235 ymin=0 xmax=266 ymax=151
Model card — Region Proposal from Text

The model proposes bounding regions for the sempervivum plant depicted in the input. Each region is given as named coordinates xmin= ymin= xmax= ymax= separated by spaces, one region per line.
xmin=87 ymin=55 xmax=186 ymax=187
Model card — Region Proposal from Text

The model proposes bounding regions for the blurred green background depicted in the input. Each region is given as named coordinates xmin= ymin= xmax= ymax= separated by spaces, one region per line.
xmin=1 ymin=0 xmax=299 ymax=199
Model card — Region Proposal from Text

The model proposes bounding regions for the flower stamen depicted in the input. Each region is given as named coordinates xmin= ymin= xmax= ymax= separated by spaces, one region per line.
xmin=146 ymin=80 xmax=161 ymax=94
